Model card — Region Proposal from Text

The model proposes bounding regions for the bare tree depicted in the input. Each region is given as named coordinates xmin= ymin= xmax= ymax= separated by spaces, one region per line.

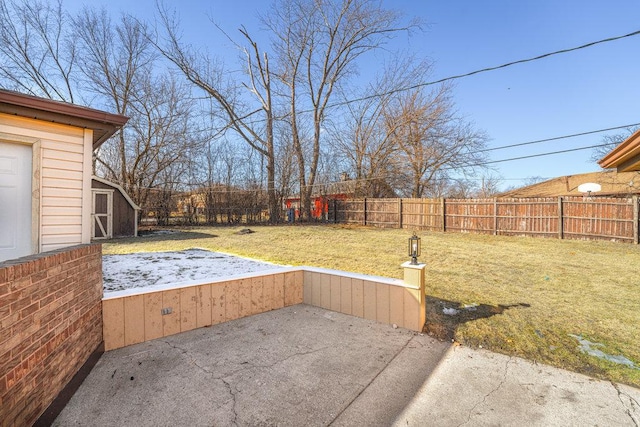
xmin=264 ymin=0 xmax=415 ymax=219
xmin=77 ymin=8 xmax=200 ymax=216
xmin=155 ymin=5 xmax=281 ymax=222
xmin=385 ymin=86 xmax=488 ymax=198
xmin=329 ymin=57 xmax=436 ymax=197
xmin=522 ymin=176 xmax=547 ymax=186
xmin=591 ymin=126 xmax=639 ymax=165
xmin=0 ymin=0 xmax=76 ymax=101
xmin=475 ymin=174 xmax=503 ymax=197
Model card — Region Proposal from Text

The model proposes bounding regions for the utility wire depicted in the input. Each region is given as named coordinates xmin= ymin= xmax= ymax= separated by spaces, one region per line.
xmin=479 ymin=123 xmax=640 ymax=153
xmin=460 ymin=142 xmax=619 ymax=168
xmin=180 ymin=29 xmax=640 ymax=124
xmin=324 ymin=29 xmax=640 ymax=109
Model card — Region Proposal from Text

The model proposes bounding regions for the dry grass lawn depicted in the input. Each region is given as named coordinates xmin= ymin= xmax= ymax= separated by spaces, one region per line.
xmin=103 ymin=224 xmax=640 ymax=388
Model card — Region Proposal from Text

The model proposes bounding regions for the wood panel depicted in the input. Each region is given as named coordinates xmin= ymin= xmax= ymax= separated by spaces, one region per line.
xmin=351 ymin=279 xmax=364 ymax=318
xmin=294 ymin=271 xmax=304 ymax=303
xmin=363 ymin=280 xmax=377 ymax=321
xmin=283 ymin=272 xmax=297 ymax=306
xmin=330 ymin=275 xmax=341 ymax=312
xmin=375 ymin=282 xmax=390 ymax=324
xmin=224 ymin=280 xmax=240 ymax=321
xmin=196 ymin=285 xmax=212 ymax=328
xmin=389 ymin=286 xmax=404 ymax=327
xmin=103 ymin=298 xmax=124 ymax=351
xmin=123 ymin=296 xmax=144 ymax=346
xmin=180 ymin=287 xmax=197 ymax=332
xmin=211 ymin=284 xmax=226 ymax=324
xmin=273 ymin=274 xmax=285 ymax=309
xmin=238 ymin=279 xmax=252 ymax=318
xmin=262 ymin=274 xmax=274 ymax=311
xmin=320 ymin=274 xmax=331 ymax=309
xmin=339 ymin=276 xmax=352 ymax=315
xmin=143 ymin=293 xmax=163 ymax=340
xmin=162 ymin=290 xmax=181 ymax=336
xmin=251 ymin=276 xmax=264 ymax=314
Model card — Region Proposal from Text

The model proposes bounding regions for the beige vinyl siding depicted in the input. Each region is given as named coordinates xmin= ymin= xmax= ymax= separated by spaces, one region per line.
xmin=0 ymin=113 xmax=92 ymax=254
xmin=40 ymin=134 xmax=89 ymax=252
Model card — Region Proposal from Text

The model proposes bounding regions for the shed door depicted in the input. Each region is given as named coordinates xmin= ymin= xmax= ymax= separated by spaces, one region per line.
xmin=92 ymin=190 xmax=113 ymax=239
xmin=0 ymin=142 xmax=32 ymax=262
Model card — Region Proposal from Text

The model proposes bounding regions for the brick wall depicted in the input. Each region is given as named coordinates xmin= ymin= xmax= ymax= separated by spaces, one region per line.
xmin=0 ymin=244 xmax=103 ymax=427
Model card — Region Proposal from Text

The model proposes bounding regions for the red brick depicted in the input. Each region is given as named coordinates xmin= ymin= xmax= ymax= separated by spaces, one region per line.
xmin=9 ymin=336 xmax=33 ymax=360
xmin=0 ymin=283 xmax=11 ymax=297
xmin=9 ymin=277 xmax=31 ymax=293
xmin=0 ymin=349 xmax=20 ymax=374
xmin=5 ymin=266 xmax=15 ymax=282
xmin=0 ymin=245 xmax=104 ymax=427
xmin=9 ymin=295 xmax=31 ymax=314
xmin=38 ymin=329 xmax=55 ymax=347
xmin=38 ymin=293 xmax=56 ymax=309
xmin=20 ymin=302 xmax=39 ymax=319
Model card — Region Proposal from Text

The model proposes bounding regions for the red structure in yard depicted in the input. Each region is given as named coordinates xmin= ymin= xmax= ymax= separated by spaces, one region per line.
xmin=285 ymin=193 xmax=350 ymax=220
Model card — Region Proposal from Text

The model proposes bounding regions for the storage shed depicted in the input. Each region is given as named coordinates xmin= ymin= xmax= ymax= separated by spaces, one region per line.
xmin=0 ymin=89 xmax=128 ymax=262
xmin=91 ymin=176 xmax=139 ymax=239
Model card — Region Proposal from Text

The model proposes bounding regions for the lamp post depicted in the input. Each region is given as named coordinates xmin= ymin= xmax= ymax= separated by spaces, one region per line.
xmin=408 ymin=232 xmax=421 ymax=265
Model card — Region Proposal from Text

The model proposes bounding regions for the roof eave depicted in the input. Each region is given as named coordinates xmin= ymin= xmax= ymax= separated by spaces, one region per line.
xmin=0 ymin=89 xmax=128 ymax=150
xmin=598 ymin=128 xmax=640 ymax=171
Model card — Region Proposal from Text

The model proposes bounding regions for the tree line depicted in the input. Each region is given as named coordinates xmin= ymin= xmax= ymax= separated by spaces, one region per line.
xmin=0 ymin=0 xmax=496 ymax=223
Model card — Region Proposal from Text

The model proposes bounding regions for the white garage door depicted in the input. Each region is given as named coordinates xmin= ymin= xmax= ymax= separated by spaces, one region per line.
xmin=0 ymin=142 xmax=32 ymax=262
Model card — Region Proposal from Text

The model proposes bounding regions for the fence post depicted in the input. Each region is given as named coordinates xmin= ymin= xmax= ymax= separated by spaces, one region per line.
xmin=363 ymin=198 xmax=367 ymax=226
xmin=398 ymin=198 xmax=403 ymax=229
xmin=441 ymin=198 xmax=446 ymax=232
xmin=493 ymin=198 xmax=498 ymax=236
xmin=558 ymin=196 xmax=564 ymax=240
xmin=634 ymin=195 xmax=639 ymax=244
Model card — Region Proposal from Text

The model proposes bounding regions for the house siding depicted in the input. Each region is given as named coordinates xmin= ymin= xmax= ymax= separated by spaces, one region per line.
xmin=0 ymin=113 xmax=93 ymax=255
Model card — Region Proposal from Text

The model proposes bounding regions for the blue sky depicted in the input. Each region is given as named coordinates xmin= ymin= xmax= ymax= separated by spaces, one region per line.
xmin=63 ymin=0 xmax=640 ymax=188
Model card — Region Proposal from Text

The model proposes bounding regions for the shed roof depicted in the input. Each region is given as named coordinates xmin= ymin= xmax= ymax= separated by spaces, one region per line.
xmin=598 ymin=128 xmax=640 ymax=172
xmin=92 ymin=176 xmax=140 ymax=210
xmin=0 ymin=89 xmax=128 ymax=149
xmin=499 ymin=170 xmax=640 ymax=197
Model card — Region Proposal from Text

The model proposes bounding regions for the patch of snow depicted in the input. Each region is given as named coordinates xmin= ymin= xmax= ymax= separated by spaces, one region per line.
xmin=443 ymin=307 xmax=459 ymax=316
xmin=103 ymin=248 xmax=284 ymax=293
xmin=568 ymin=334 xmax=639 ymax=370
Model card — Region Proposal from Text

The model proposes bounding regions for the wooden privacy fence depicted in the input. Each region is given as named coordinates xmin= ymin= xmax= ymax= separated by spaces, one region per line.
xmin=328 ymin=196 xmax=640 ymax=244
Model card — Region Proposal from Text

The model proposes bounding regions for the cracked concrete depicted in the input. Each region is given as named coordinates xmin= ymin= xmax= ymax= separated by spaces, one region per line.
xmin=613 ymin=382 xmax=640 ymax=427
xmin=54 ymin=305 xmax=640 ymax=426
xmin=458 ymin=356 xmax=513 ymax=427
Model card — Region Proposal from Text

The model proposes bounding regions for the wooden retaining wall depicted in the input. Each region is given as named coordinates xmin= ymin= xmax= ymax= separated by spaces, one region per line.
xmin=102 ymin=270 xmax=303 ymax=351
xmin=329 ymin=196 xmax=639 ymax=243
xmin=102 ymin=266 xmax=426 ymax=351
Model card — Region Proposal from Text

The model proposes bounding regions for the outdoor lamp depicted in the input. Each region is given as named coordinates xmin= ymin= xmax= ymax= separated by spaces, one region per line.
xmin=408 ymin=232 xmax=421 ymax=265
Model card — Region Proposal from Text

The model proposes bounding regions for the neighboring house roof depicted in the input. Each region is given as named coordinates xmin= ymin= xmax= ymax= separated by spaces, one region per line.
xmin=0 ymin=89 xmax=128 ymax=149
xmin=599 ymin=128 xmax=640 ymax=172
xmin=92 ymin=176 xmax=140 ymax=210
xmin=499 ymin=170 xmax=640 ymax=197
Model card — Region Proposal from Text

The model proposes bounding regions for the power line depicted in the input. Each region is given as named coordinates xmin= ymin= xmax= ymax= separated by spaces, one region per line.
xmin=464 ymin=142 xmax=618 ymax=168
xmin=479 ymin=123 xmax=640 ymax=153
xmin=324 ymin=29 xmax=640 ymax=110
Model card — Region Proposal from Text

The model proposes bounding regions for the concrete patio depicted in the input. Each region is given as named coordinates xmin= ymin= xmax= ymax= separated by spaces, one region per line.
xmin=52 ymin=304 xmax=639 ymax=426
